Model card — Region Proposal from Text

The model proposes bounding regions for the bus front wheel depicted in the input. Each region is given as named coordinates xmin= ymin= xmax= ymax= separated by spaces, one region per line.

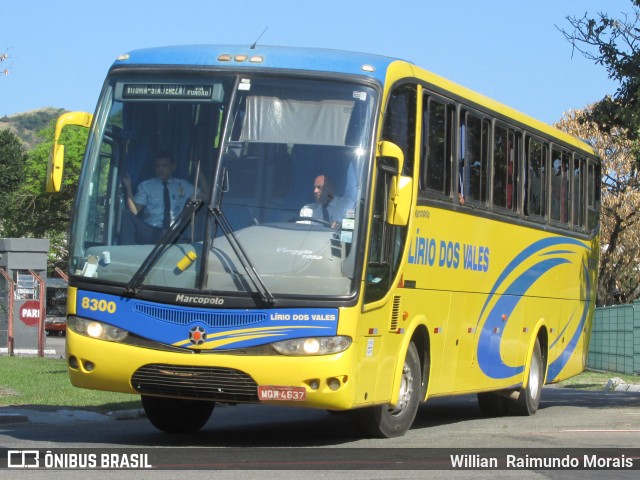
xmin=141 ymin=395 xmax=215 ymax=433
xmin=351 ymin=342 xmax=421 ymax=438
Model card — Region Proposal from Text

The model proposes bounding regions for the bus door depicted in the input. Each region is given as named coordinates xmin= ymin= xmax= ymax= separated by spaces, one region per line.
xmin=358 ymin=84 xmax=416 ymax=405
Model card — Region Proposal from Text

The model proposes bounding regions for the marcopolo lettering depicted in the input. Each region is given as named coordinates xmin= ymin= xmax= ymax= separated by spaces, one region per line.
xmin=175 ymin=294 xmax=224 ymax=305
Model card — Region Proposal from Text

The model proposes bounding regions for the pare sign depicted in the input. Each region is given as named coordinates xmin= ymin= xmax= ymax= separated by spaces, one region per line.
xmin=19 ymin=300 xmax=41 ymax=326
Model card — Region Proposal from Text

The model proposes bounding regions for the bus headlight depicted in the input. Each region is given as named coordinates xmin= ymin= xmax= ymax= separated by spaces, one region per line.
xmin=272 ymin=336 xmax=351 ymax=356
xmin=68 ymin=316 xmax=129 ymax=342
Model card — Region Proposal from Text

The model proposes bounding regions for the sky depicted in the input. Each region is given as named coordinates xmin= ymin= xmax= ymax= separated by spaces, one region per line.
xmin=1 ymin=0 xmax=633 ymax=125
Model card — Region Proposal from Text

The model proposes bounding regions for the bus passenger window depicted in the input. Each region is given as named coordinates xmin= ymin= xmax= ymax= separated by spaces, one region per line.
xmin=493 ymin=125 xmax=519 ymax=211
xmin=551 ymin=148 xmax=571 ymax=224
xmin=422 ymin=95 xmax=452 ymax=196
xmin=525 ymin=137 xmax=548 ymax=218
xmin=573 ymin=156 xmax=586 ymax=229
xmin=462 ymin=111 xmax=489 ymax=204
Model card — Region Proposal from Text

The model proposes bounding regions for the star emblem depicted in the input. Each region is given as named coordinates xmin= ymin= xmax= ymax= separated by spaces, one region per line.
xmin=188 ymin=326 xmax=207 ymax=345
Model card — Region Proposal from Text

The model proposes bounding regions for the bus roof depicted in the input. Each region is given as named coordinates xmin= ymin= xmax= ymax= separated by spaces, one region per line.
xmin=113 ymin=44 xmax=397 ymax=83
xmin=113 ymin=44 xmax=596 ymax=156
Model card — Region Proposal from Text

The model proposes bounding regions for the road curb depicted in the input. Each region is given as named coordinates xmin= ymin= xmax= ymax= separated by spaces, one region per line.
xmin=605 ymin=377 xmax=640 ymax=392
xmin=109 ymin=409 xmax=145 ymax=420
xmin=0 ymin=413 xmax=29 ymax=425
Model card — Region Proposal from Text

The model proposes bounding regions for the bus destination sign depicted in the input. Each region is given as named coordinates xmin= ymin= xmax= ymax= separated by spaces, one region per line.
xmin=122 ymin=84 xmax=214 ymax=100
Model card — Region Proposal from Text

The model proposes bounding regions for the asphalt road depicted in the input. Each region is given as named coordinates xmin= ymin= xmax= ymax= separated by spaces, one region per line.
xmin=0 ymin=334 xmax=634 ymax=479
xmin=4 ymin=385 xmax=640 ymax=447
xmin=1 ymin=385 xmax=639 ymax=479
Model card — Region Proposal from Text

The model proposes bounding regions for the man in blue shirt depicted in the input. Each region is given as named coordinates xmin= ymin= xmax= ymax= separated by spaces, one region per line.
xmin=121 ymin=151 xmax=195 ymax=244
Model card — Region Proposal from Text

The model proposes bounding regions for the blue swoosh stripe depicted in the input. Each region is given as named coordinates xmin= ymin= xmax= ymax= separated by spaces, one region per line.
xmin=478 ymin=257 xmax=570 ymax=378
xmin=547 ymin=262 xmax=592 ymax=381
xmin=477 ymin=237 xmax=586 ymax=331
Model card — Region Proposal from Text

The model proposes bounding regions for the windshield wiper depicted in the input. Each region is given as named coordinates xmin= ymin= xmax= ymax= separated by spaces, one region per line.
xmin=124 ymin=199 xmax=203 ymax=296
xmin=210 ymin=206 xmax=275 ymax=305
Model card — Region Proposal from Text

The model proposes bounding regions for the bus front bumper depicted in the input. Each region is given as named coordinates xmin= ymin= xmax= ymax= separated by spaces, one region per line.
xmin=66 ymin=328 xmax=358 ymax=410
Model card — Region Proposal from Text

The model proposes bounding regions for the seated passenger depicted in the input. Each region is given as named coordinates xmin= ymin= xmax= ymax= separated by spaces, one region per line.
xmin=299 ymin=174 xmax=352 ymax=229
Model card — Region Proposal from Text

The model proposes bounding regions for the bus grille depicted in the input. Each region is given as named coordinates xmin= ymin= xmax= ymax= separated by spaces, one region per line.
xmin=134 ymin=303 xmax=266 ymax=328
xmin=389 ymin=296 xmax=401 ymax=332
xmin=131 ymin=364 xmax=259 ymax=402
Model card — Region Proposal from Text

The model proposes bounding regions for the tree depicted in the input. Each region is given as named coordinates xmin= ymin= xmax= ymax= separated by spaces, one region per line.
xmin=560 ymin=1 xmax=640 ymax=139
xmin=559 ymin=2 xmax=640 ymax=304
xmin=0 ymin=129 xmax=27 ymax=218
xmin=555 ymin=107 xmax=640 ymax=305
xmin=1 ymin=122 xmax=87 ymax=272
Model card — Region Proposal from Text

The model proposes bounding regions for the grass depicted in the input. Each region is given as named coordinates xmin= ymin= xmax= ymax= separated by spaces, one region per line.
xmin=0 ymin=356 xmax=638 ymax=411
xmin=0 ymin=355 xmax=141 ymax=413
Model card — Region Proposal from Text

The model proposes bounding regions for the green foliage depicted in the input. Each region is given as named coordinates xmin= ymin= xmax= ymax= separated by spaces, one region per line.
xmin=0 ymin=121 xmax=87 ymax=271
xmin=0 ymin=108 xmax=66 ymax=150
xmin=0 ymin=129 xmax=26 ymax=214
xmin=12 ymin=110 xmax=63 ymax=132
xmin=561 ymin=1 xmax=640 ymax=139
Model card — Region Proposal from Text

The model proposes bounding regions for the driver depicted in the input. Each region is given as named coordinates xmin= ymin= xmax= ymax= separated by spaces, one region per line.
xmin=299 ymin=174 xmax=351 ymax=229
xmin=120 ymin=151 xmax=195 ymax=244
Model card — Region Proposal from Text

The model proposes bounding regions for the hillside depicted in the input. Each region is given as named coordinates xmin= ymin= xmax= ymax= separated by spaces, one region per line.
xmin=0 ymin=107 xmax=66 ymax=149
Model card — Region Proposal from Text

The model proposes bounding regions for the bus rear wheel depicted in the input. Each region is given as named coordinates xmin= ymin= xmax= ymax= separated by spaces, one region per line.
xmin=141 ymin=395 xmax=215 ymax=433
xmin=513 ymin=338 xmax=544 ymax=416
xmin=351 ymin=342 xmax=421 ymax=438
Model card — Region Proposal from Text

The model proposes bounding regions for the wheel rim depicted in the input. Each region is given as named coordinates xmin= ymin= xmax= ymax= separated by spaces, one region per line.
xmin=529 ymin=353 xmax=541 ymax=400
xmin=389 ymin=361 xmax=414 ymax=415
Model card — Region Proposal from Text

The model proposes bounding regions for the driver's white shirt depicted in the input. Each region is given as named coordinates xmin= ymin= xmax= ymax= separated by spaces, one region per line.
xmin=299 ymin=195 xmax=352 ymax=225
xmin=134 ymin=177 xmax=194 ymax=228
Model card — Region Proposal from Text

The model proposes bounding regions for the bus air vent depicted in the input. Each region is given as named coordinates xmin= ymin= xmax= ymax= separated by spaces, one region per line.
xmin=131 ymin=364 xmax=259 ymax=402
xmin=390 ymin=296 xmax=401 ymax=332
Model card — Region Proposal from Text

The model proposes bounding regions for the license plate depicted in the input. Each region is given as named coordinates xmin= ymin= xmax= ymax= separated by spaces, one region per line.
xmin=258 ymin=385 xmax=307 ymax=401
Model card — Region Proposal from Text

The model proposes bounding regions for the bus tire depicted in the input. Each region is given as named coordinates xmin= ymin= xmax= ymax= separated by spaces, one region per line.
xmin=513 ymin=338 xmax=544 ymax=416
xmin=351 ymin=341 xmax=421 ymax=438
xmin=477 ymin=392 xmax=509 ymax=417
xmin=141 ymin=395 xmax=215 ymax=433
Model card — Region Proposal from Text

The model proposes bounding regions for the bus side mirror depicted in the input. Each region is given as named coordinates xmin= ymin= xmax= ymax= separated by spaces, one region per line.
xmin=388 ymin=175 xmax=413 ymax=226
xmin=46 ymin=111 xmax=93 ymax=192
xmin=377 ymin=141 xmax=413 ymax=226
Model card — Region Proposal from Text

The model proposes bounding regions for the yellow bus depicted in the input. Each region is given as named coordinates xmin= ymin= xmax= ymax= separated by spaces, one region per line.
xmin=49 ymin=45 xmax=600 ymax=438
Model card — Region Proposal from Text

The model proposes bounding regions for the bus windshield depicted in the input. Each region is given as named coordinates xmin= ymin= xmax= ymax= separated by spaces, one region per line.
xmin=70 ymin=74 xmax=376 ymax=299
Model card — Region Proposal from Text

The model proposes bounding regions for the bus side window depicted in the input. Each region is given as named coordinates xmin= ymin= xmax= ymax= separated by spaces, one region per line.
xmin=421 ymin=95 xmax=453 ymax=196
xmin=573 ymin=156 xmax=586 ymax=230
xmin=493 ymin=124 xmax=520 ymax=212
xmin=551 ymin=148 xmax=571 ymax=224
xmin=382 ymin=84 xmax=416 ymax=176
xmin=462 ymin=110 xmax=489 ymax=204
xmin=525 ymin=137 xmax=548 ymax=219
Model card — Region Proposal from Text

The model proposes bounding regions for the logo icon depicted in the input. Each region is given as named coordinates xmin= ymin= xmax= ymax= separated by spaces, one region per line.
xmin=188 ymin=326 xmax=207 ymax=345
xmin=8 ymin=450 xmax=40 ymax=468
